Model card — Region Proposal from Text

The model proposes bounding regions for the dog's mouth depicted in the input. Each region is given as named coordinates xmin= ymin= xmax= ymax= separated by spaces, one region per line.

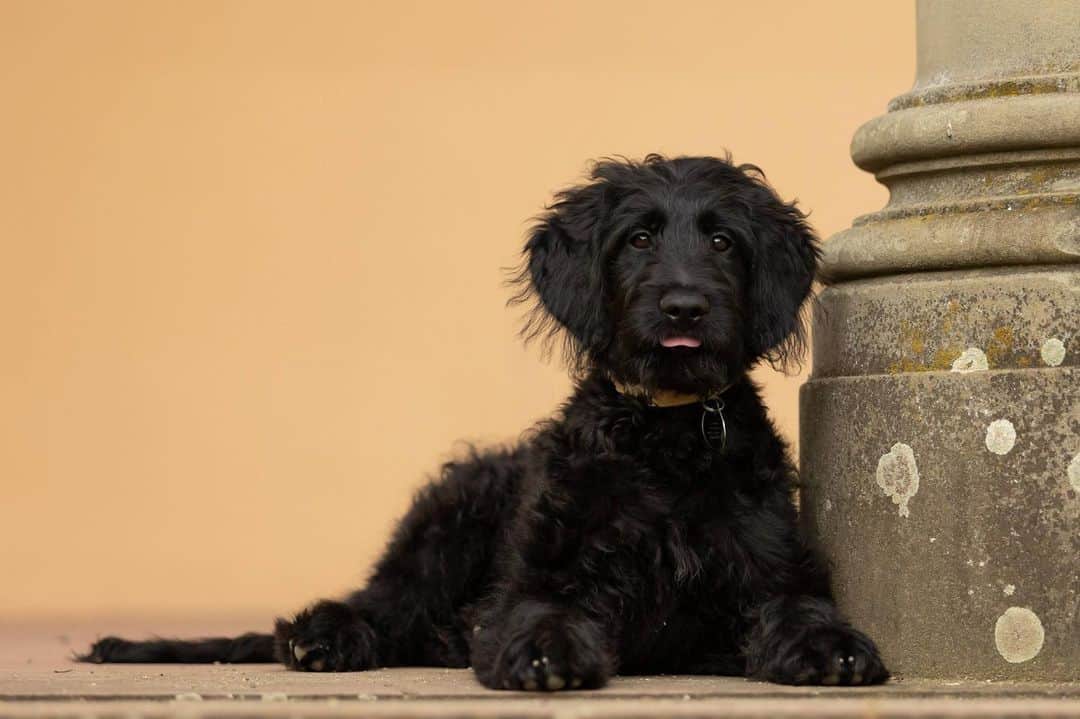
xmin=660 ymin=336 xmax=702 ymax=349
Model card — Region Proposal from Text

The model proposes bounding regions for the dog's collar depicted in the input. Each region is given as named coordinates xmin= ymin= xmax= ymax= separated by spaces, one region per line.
xmin=612 ymin=379 xmax=734 ymax=450
xmin=612 ymin=380 xmax=734 ymax=408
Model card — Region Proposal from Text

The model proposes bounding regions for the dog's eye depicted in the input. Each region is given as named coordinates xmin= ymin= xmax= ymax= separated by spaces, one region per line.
xmin=629 ymin=231 xmax=652 ymax=249
xmin=711 ymin=232 xmax=733 ymax=251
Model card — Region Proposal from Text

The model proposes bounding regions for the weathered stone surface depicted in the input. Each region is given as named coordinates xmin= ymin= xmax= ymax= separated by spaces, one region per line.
xmin=851 ymin=96 xmax=1080 ymax=172
xmin=910 ymin=0 xmax=1079 ymax=87
xmin=811 ymin=268 xmax=1078 ymax=379
xmin=802 ymin=368 xmax=1079 ymax=680
xmin=801 ymin=0 xmax=1080 ymax=681
xmin=823 ymin=203 xmax=1079 ymax=282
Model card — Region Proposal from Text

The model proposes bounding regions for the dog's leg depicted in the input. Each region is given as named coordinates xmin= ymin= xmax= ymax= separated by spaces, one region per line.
xmin=735 ymin=524 xmax=890 ymax=686
xmin=728 ymin=432 xmax=889 ymax=686
xmin=470 ymin=456 xmax=660 ymax=691
xmin=275 ymin=449 xmax=523 ymax=671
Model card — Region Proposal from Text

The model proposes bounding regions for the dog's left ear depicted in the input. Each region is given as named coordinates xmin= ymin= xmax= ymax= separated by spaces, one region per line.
xmin=516 ymin=180 xmax=612 ymax=354
xmin=744 ymin=182 xmax=820 ymax=369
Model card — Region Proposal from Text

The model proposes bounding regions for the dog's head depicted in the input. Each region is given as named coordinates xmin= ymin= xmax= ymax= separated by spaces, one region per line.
xmin=514 ymin=154 xmax=819 ymax=396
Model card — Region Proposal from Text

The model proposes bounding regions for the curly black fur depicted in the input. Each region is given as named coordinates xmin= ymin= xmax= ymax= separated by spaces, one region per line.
xmin=82 ymin=155 xmax=888 ymax=689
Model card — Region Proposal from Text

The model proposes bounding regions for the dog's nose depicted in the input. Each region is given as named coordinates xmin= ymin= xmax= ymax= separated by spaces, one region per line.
xmin=660 ymin=290 xmax=709 ymax=324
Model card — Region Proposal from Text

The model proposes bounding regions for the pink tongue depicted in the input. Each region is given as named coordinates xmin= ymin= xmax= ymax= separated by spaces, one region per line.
xmin=661 ymin=336 xmax=702 ymax=348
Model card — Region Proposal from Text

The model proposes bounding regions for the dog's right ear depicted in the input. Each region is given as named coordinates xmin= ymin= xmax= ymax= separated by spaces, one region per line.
xmin=516 ymin=180 xmax=611 ymax=354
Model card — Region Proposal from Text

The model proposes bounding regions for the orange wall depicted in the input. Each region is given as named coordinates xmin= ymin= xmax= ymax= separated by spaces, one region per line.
xmin=0 ymin=1 xmax=914 ymax=618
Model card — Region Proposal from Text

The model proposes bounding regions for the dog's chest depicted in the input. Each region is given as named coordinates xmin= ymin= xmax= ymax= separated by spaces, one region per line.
xmin=638 ymin=484 xmax=736 ymax=590
xmin=617 ymin=492 xmax=748 ymax=665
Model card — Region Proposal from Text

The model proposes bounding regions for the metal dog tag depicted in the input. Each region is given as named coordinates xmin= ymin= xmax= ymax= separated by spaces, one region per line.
xmin=701 ymin=397 xmax=727 ymax=451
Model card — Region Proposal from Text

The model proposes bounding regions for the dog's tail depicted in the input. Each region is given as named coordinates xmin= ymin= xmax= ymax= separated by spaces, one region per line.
xmin=79 ymin=632 xmax=277 ymax=664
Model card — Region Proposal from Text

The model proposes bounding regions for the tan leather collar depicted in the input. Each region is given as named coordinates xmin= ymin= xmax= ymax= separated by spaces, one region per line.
xmin=613 ymin=380 xmax=733 ymax=408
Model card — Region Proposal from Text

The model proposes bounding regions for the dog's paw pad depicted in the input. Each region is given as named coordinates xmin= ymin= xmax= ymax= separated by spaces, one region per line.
xmin=545 ymin=673 xmax=566 ymax=690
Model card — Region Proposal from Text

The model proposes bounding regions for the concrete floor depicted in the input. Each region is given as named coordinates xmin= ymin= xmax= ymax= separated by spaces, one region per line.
xmin=3 ymin=617 xmax=1079 ymax=717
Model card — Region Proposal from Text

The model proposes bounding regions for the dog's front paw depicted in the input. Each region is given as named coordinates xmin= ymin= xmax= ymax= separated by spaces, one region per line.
xmin=274 ymin=600 xmax=377 ymax=672
xmin=473 ymin=606 xmax=612 ymax=691
xmin=760 ymin=625 xmax=889 ymax=686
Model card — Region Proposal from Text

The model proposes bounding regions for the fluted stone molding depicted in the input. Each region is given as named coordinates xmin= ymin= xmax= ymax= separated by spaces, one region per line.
xmin=801 ymin=0 xmax=1078 ymax=680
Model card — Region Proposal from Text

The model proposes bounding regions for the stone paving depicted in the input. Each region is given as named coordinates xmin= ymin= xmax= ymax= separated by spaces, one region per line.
xmin=3 ymin=618 xmax=1079 ymax=717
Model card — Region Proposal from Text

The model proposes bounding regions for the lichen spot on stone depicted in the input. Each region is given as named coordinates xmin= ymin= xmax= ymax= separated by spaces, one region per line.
xmin=1068 ymin=452 xmax=1080 ymax=493
xmin=985 ymin=419 xmax=1017 ymax=455
xmin=994 ymin=607 xmax=1044 ymax=664
xmin=1040 ymin=337 xmax=1066 ymax=367
xmin=876 ymin=443 xmax=920 ymax=518
xmin=951 ymin=347 xmax=988 ymax=373
xmin=1003 ymin=584 xmax=1016 ymax=596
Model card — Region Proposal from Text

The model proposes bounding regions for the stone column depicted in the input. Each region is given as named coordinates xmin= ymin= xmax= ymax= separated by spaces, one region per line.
xmin=800 ymin=0 xmax=1078 ymax=680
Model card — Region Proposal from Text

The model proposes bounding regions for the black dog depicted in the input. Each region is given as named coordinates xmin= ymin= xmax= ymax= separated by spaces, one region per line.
xmin=83 ymin=155 xmax=888 ymax=689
